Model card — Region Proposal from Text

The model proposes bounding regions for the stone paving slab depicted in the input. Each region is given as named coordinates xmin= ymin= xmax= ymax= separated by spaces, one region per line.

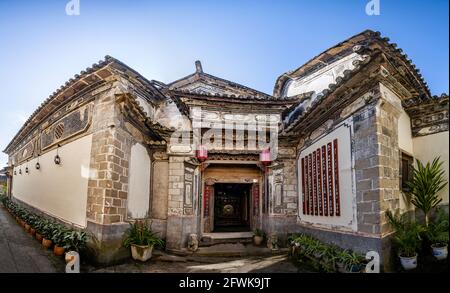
xmin=0 ymin=205 xmax=65 ymax=273
xmin=87 ymin=253 xmax=306 ymax=273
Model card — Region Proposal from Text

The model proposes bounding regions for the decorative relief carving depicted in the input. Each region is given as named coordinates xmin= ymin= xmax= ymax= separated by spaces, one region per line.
xmin=169 ymin=145 xmax=192 ymax=154
xmin=152 ymin=151 xmax=168 ymax=160
xmin=14 ymin=139 xmax=35 ymax=164
xmin=411 ymin=110 xmax=449 ymax=137
xmin=41 ymin=103 xmax=93 ymax=150
xmin=271 ymin=168 xmax=284 ymax=213
xmin=183 ymin=166 xmax=194 ymax=214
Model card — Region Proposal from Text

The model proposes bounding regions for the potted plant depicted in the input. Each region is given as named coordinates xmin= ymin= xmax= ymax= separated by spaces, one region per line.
xmin=52 ymin=225 xmax=69 ymax=256
xmin=253 ymin=228 xmax=264 ymax=246
xmin=341 ymin=251 xmax=365 ymax=273
xmin=405 ymin=157 xmax=447 ymax=227
xmin=41 ymin=219 xmax=55 ymax=249
xmin=427 ymin=208 xmax=449 ymax=260
xmin=34 ymin=218 xmax=45 ymax=242
xmin=386 ymin=210 xmax=425 ymax=270
xmin=336 ymin=250 xmax=351 ymax=273
xmin=123 ymin=220 xmax=164 ymax=262
xmin=28 ymin=215 xmax=38 ymax=236
xmin=63 ymin=230 xmax=88 ymax=262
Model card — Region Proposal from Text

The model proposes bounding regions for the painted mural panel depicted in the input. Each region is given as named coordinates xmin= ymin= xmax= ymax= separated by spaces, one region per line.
xmin=41 ymin=103 xmax=93 ymax=150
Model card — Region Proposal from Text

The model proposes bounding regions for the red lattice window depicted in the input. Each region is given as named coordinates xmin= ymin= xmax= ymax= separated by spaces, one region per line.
xmin=301 ymin=139 xmax=341 ymax=216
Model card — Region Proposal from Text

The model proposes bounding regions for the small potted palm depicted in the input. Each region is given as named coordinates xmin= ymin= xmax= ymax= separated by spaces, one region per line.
xmin=123 ymin=220 xmax=164 ymax=262
xmin=405 ymin=157 xmax=447 ymax=227
xmin=427 ymin=208 xmax=449 ymax=260
xmin=386 ymin=210 xmax=425 ymax=270
xmin=253 ymin=228 xmax=264 ymax=246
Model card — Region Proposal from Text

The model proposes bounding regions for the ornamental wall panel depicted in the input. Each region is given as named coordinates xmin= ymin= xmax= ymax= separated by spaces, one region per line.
xmin=298 ymin=119 xmax=356 ymax=230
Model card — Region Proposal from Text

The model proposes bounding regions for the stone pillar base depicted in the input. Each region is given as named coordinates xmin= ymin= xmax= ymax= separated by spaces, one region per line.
xmin=84 ymin=221 xmax=130 ymax=265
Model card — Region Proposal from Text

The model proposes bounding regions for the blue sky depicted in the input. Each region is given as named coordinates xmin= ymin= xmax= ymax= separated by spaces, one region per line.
xmin=0 ymin=0 xmax=448 ymax=166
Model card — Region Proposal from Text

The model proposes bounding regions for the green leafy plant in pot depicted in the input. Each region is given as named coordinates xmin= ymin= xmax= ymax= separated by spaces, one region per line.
xmin=386 ymin=210 xmax=425 ymax=270
xmin=426 ymin=208 xmax=449 ymax=260
xmin=405 ymin=157 xmax=447 ymax=227
xmin=123 ymin=220 xmax=163 ymax=262
xmin=63 ymin=231 xmax=88 ymax=252
xmin=51 ymin=224 xmax=70 ymax=256
xmin=253 ymin=228 xmax=265 ymax=246
xmin=41 ymin=219 xmax=55 ymax=249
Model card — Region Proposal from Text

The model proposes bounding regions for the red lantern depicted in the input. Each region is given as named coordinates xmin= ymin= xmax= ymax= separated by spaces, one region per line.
xmin=260 ymin=148 xmax=271 ymax=165
xmin=196 ymin=145 xmax=208 ymax=162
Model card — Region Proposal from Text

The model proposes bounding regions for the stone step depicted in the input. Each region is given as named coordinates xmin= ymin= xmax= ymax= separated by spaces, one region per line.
xmin=193 ymin=243 xmax=289 ymax=257
xmin=199 ymin=232 xmax=253 ymax=247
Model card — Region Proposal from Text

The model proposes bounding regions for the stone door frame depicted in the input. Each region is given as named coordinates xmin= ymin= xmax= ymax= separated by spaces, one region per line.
xmin=200 ymin=160 xmax=264 ymax=234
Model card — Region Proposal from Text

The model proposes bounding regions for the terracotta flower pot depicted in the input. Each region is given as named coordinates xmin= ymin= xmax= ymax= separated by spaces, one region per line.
xmin=253 ymin=235 xmax=263 ymax=246
xmin=42 ymin=238 xmax=53 ymax=249
xmin=53 ymin=245 xmax=65 ymax=257
xmin=29 ymin=228 xmax=36 ymax=236
xmin=25 ymin=224 xmax=31 ymax=232
xmin=36 ymin=233 xmax=43 ymax=242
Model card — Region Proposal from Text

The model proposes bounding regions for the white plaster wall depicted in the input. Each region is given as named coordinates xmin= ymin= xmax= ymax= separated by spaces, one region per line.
xmin=413 ymin=131 xmax=449 ymax=204
xmin=284 ymin=53 xmax=364 ymax=98
xmin=297 ymin=119 xmax=356 ymax=230
xmin=127 ymin=143 xmax=151 ymax=218
xmin=398 ymin=109 xmax=414 ymax=154
xmin=11 ymin=134 xmax=92 ymax=227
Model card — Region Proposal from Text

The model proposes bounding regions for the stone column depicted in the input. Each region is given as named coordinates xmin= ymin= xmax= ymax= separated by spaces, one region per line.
xmin=165 ymin=154 xmax=199 ymax=252
xmin=84 ymin=83 xmax=132 ymax=264
xmin=264 ymin=146 xmax=298 ymax=246
xmin=353 ymin=83 xmax=402 ymax=271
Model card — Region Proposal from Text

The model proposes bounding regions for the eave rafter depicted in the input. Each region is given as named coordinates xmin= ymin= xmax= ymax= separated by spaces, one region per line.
xmin=116 ymin=93 xmax=174 ymax=143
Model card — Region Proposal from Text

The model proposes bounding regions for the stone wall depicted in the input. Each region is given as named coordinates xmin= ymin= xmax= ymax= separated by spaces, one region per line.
xmin=86 ymin=84 xmax=131 ymax=226
xmin=166 ymin=155 xmax=199 ymax=251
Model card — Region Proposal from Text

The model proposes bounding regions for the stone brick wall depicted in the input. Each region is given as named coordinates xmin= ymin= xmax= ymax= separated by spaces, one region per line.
xmin=166 ymin=155 xmax=199 ymax=251
xmin=86 ymin=85 xmax=131 ymax=225
xmin=353 ymin=84 xmax=402 ymax=236
xmin=168 ymin=156 xmax=187 ymax=216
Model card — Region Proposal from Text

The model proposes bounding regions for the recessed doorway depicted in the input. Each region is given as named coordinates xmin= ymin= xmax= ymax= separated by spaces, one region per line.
xmin=213 ymin=183 xmax=251 ymax=232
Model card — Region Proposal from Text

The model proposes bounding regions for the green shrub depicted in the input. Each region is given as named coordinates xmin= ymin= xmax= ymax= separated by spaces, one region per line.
xmin=254 ymin=228 xmax=265 ymax=237
xmin=386 ymin=210 xmax=425 ymax=257
xmin=123 ymin=220 xmax=164 ymax=248
xmin=405 ymin=157 xmax=447 ymax=227
xmin=426 ymin=208 xmax=449 ymax=246
xmin=289 ymin=233 xmax=366 ymax=272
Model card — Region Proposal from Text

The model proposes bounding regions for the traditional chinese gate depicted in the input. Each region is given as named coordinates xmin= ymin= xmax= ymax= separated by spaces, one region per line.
xmin=201 ymin=163 xmax=262 ymax=233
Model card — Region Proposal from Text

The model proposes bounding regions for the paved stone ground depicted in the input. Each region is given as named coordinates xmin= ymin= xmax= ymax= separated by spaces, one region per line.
xmin=0 ymin=204 xmax=308 ymax=274
xmin=87 ymin=253 xmax=311 ymax=273
xmin=0 ymin=205 xmax=65 ymax=273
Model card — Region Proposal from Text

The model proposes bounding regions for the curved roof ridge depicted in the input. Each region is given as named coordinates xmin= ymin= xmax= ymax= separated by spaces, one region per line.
xmin=273 ymin=29 xmax=433 ymax=100
xmin=3 ymin=55 xmax=166 ymax=154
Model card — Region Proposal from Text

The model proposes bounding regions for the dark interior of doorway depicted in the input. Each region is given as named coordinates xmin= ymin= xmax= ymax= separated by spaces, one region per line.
xmin=213 ymin=183 xmax=251 ymax=232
